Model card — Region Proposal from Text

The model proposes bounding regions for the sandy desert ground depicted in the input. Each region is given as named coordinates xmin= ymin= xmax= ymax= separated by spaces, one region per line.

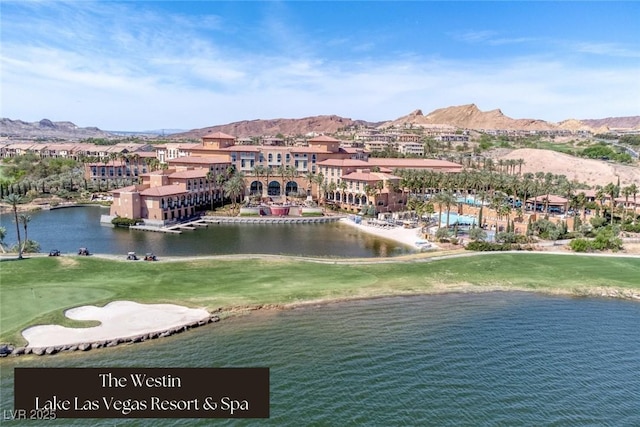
xmin=500 ymin=148 xmax=640 ymax=187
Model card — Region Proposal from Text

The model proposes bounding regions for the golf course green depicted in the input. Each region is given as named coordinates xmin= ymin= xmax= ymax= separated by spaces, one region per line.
xmin=1 ymin=253 xmax=639 ymax=346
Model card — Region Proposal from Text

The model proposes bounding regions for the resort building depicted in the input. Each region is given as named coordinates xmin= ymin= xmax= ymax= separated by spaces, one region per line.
xmin=525 ymin=195 xmax=569 ymax=214
xmin=397 ymin=141 xmax=425 ymax=156
xmin=102 ymin=131 xmax=465 ymax=222
xmin=325 ymin=168 xmax=406 ymax=214
xmin=84 ymin=152 xmax=157 ymax=186
xmin=156 ymin=143 xmax=201 ymax=163
xmin=108 ymin=166 xmax=225 ymax=224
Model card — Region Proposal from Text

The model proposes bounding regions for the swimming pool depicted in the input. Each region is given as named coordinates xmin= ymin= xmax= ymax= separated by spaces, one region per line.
xmin=456 ymin=195 xmax=488 ymax=207
xmin=433 ymin=212 xmax=478 ymax=227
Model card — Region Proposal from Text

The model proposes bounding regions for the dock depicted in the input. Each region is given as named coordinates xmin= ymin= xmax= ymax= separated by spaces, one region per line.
xmin=128 ymin=215 xmax=344 ymax=234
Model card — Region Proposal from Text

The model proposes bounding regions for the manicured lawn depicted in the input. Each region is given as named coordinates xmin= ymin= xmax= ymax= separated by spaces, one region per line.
xmin=1 ymin=254 xmax=639 ymax=344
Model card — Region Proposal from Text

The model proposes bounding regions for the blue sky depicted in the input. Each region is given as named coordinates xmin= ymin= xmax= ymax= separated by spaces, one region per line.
xmin=1 ymin=1 xmax=639 ymax=131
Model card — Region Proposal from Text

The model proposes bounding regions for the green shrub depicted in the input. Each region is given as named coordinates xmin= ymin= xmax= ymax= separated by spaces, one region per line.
xmin=621 ymin=223 xmax=640 ymax=233
xmin=562 ymin=231 xmax=583 ymax=240
xmin=569 ymin=239 xmax=592 ymax=252
xmin=435 ymin=227 xmax=451 ymax=242
xmin=465 ymin=241 xmax=517 ymax=251
xmin=111 ymin=216 xmax=138 ymax=227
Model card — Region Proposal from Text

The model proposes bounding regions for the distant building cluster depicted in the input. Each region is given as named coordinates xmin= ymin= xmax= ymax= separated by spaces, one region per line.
xmin=104 ymin=133 xmax=463 ymax=223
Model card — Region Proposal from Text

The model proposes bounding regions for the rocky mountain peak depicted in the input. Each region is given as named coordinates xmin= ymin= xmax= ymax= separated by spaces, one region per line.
xmin=38 ymin=119 xmax=55 ymax=128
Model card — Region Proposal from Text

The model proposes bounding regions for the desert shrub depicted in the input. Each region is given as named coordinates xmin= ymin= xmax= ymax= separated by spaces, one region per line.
xmin=621 ymin=223 xmax=640 ymax=233
xmin=495 ymin=232 xmax=529 ymax=244
xmin=590 ymin=216 xmax=607 ymax=229
xmin=569 ymin=239 xmax=592 ymax=252
xmin=465 ymin=241 xmax=516 ymax=251
xmin=469 ymin=228 xmax=487 ymax=242
xmin=531 ymin=219 xmax=557 ymax=238
xmin=435 ymin=227 xmax=451 ymax=242
xmin=592 ymin=228 xmax=623 ymax=251
xmin=562 ymin=231 xmax=583 ymax=240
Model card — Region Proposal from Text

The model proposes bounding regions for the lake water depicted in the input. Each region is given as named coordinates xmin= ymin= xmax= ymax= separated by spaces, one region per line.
xmin=1 ymin=292 xmax=639 ymax=426
xmin=0 ymin=207 xmax=411 ymax=257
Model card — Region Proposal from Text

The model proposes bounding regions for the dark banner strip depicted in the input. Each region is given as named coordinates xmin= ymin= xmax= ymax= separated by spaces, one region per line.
xmin=14 ymin=368 xmax=269 ymax=419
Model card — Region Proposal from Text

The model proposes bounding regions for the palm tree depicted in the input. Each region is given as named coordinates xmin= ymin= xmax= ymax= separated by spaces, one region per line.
xmin=621 ymin=184 xmax=636 ymax=225
xmin=314 ymin=173 xmax=325 ymax=202
xmin=223 ymin=174 xmax=245 ymax=213
xmin=0 ymin=226 xmax=7 ymax=253
xmin=489 ymin=192 xmax=508 ymax=232
xmin=365 ymin=185 xmax=377 ymax=211
xmin=338 ymin=181 xmax=347 ymax=206
xmin=433 ymin=191 xmax=457 ymax=229
xmin=206 ymin=171 xmax=215 ymax=211
xmin=604 ymin=182 xmax=619 ymax=225
xmin=574 ymin=191 xmax=587 ymax=222
xmin=18 ymin=213 xmax=31 ymax=254
xmin=627 ymin=183 xmax=638 ymax=225
xmin=284 ymin=166 xmax=298 ymax=199
xmin=252 ymin=165 xmax=267 ymax=198
xmin=3 ymin=194 xmax=23 ymax=259
xmin=328 ymin=181 xmax=337 ymax=203
xmin=276 ymin=165 xmax=287 ymax=199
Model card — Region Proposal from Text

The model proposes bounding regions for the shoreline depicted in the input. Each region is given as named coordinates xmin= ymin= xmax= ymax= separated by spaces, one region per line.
xmin=338 ymin=217 xmax=434 ymax=251
xmin=3 ymin=276 xmax=639 ymax=358
xmin=1 ymin=251 xmax=639 ymax=357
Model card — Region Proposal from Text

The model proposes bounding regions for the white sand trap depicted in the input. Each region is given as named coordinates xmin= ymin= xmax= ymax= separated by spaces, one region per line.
xmin=22 ymin=301 xmax=210 ymax=348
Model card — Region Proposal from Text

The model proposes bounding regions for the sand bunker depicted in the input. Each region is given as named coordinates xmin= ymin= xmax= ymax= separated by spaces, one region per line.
xmin=22 ymin=301 xmax=210 ymax=348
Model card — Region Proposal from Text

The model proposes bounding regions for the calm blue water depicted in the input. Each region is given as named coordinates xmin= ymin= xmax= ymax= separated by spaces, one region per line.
xmin=434 ymin=212 xmax=477 ymax=227
xmin=0 ymin=207 xmax=411 ymax=257
xmin=1 ymin=293 xmax=639 ymax=426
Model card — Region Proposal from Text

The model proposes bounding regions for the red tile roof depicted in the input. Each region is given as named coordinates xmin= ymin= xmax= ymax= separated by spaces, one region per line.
xmin=317 ymin=159 xmax=370 ymax=167
xmin=169 ymin=169 xmax=209 ymax=179
xmin=289 ymin=146 xmax=329 ymax=153
xmin=342 ymin=171 xmax=400 ymax=182
xmin=202 ymin=131 xmax=236 ymax=139
xmin=218 ymin=146 xmax=261 ymax=152
xmin=309 ymin=135 xmax=340 ymax=143
xmin=366 ymin=158 xmax=462 ymax=169
xmin=140 ymin=184 xmax=187 ymax=197
xmin=109 ymin=185 xmax=149 ymax=194
xmin=526 ymin=195 xmax=569 ymax=204
xmin=168 ymin=156 xmax=230 ymax=165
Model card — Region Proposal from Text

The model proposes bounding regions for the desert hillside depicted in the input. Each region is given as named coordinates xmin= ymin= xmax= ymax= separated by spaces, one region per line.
xmin=0 ymin=118 xmax=114 ymax=140
xmin=499 ymin=148 xmax=640 ymax=188
xmin=381 ymin=104 xmax=557 ymax=131
xmin=170 ymin=115 xmax=378 ymax=139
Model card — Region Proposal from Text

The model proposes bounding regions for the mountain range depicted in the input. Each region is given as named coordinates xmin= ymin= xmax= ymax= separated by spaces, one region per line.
xmin=2 ymin=105 xmax=639 ymax=140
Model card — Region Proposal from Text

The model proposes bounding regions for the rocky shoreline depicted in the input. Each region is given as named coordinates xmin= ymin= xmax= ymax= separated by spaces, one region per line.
xmin=0 ymin=314 xmax=220 ymax=358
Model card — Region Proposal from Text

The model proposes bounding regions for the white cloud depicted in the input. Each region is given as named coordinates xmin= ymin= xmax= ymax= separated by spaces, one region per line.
xmin=1 ymin=2 xmax=638 ymax=130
